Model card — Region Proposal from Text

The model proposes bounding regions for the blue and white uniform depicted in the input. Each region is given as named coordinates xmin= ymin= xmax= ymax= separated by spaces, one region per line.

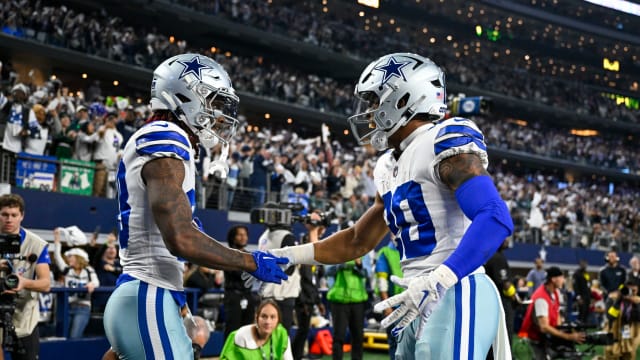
xmin=104 ymin=120 xmax=195 ymax=360
xmin=375 ymin=117 xmax=504 ymax=359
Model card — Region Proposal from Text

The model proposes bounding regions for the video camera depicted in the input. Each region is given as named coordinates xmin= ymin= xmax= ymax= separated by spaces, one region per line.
xmin=546 ymin=323 xmax=613 ymax=359
xmin=0 ymin=234 xmax=22 ymax=292
xmin=250 ymin=202 xmax=334 ymax=228
xmin=0 ymin=234 xmax=26 ymax=354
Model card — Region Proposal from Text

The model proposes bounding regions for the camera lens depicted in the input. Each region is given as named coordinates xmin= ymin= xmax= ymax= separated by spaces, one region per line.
xmin=4 ymin=274 xmax=19 ymax=290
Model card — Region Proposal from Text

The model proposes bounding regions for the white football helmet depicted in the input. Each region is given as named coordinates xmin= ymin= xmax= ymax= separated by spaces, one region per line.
xmin=348 ymin=53 xmax=447 ymax=151
xmin=150 ymin=53 xmax=239 ymax=148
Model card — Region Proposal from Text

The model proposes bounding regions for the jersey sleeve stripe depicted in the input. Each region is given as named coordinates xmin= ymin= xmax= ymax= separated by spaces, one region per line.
xmin=136 ymin=142 xmax=191 ymax=160
xmin=434 ymin=136 xmax=487 ymax=156
xmin=435 ymin=124 xmax=484 ymax=142
xmin=135 ymin=130 xmax=190 ymax=149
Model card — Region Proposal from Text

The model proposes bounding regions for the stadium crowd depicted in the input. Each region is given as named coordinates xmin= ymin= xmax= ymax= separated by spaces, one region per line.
xmin=1 ymin=0 xmax=638 ymax=126
xmin=508 ymin=0 xmax=640 ymax=35
xmin=0 ymin=1 xmax=639 ymax=357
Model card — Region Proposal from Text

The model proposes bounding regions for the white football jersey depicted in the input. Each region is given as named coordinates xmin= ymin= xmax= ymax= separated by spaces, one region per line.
xmin=116 ymin=121 xmax=196 ymax=291
xmin=374 ymin=117 xmax=488 ymax=278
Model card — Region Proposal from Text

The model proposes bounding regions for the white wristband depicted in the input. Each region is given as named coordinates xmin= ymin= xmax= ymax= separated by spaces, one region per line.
xmin=272 ymin=243 xmax=320 ymax=265
xmin=432 ymin=264 xmax=459 ymax=289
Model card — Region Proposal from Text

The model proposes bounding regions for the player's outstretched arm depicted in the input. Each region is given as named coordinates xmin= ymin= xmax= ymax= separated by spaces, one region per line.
xmin=270 ymin=194 xmax=388 ymax=266
xmin=143 ymin=157 xmax=284 ymax=279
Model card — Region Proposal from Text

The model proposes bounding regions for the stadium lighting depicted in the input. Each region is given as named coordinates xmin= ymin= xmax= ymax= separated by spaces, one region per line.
xmin=358 ymin=0 xmax=379 ymax=8
xmin=583 ymin=0 xmax=640 ymax=16
xmin=603 ymin=58 xmax=621 ymax=72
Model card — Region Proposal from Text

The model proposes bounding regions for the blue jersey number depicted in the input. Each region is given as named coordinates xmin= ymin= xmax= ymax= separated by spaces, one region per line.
xmin=381 ymin=181 xmax=436 ymax=260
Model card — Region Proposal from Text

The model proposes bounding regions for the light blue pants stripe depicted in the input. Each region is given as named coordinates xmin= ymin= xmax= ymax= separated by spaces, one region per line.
xmin=395 ymin=273 xmax=499 ymax=360
xmin=103 ymin=279 xmax=193 ymax=360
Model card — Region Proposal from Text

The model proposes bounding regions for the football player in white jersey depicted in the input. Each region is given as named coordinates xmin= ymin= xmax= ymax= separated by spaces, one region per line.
xmin=102 ymin=53 xmax=288 ymax=360
xmin=263 ymin=53 xmax=515 ymax=359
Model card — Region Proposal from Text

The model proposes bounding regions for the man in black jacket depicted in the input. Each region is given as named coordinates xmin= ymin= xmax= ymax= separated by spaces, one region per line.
xmin=572 ymin=260 xmax=592 ymax=325
xmin=599 ymin=250 xmax=627 ymax=299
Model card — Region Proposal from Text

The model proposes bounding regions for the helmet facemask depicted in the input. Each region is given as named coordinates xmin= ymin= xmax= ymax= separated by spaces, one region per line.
xmin=348 ymin=53 xmax=447 ymax=151
xmin=189 ymin=82 xmax=239 ymax=149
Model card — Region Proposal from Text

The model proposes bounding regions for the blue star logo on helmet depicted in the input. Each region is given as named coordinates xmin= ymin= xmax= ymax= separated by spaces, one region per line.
xmin=374 ymin=57 xmax=411 ymax=86
xmin=177 ymin=56 xmax=212 ymax=81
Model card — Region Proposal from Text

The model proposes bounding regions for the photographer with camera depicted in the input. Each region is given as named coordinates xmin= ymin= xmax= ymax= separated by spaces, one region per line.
xmin=603 ymin=280 xmax=640 ymax=359
xmin=0 ymin=194 xmax=51 ymax=360
xmin=519 ymin=267 xmax=586 ymax=359
xmin=255 ymin=203 xmax=302 ymax=334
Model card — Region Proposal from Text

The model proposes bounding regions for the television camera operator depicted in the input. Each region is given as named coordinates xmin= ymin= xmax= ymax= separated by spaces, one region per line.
xmin=250 ymin=202 xmax=333 ymax=333
xmin=0 ymin=194 xmax=51 ymax=360
xmin=519 ymin=266 xmax=586 ymax=359
xmin=603 ymin=280 xmax=640 ymax=359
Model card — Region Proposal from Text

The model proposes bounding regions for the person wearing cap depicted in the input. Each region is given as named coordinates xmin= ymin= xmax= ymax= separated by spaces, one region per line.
xmin=518 ymin=266 xmax=586 ymax=359
xmin=53 ymin=228 xmax=100 ymax=338
xmin=1 ymin=83 xmax=34 ymax=184
xmin=0 ymin=194 xmax=51 ymax=360
xmin=92 ymin=111 xmax=123 ymax=197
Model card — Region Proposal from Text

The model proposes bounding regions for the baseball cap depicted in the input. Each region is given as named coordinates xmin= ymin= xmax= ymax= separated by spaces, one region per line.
xmin=77 ymin=105 xmax=88 ymax=112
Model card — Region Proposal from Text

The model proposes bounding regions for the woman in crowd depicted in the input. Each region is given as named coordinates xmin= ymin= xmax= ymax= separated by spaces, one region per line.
xmin=53 ymin=228 xmax=100 ymax=338
xmin=220 ymin=299 xmax=293 ymax=360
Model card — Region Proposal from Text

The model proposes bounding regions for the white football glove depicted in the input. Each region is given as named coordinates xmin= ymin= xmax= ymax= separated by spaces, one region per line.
xmin=373 ymin=265 xmax=458 ymax=339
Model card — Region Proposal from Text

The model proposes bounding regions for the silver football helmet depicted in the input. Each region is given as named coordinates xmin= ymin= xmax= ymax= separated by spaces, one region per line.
xmin=348 ymin=53 xmax=447 ymax=151
xmin=150 ymin=53 xmax=239 ymax=148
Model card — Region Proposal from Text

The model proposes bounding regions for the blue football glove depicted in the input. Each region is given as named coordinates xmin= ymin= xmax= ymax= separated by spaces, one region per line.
xmin=247 ymin=251 xmax=289 ymax=284
xmin=373 ymin=265 xmax=457 ymax=339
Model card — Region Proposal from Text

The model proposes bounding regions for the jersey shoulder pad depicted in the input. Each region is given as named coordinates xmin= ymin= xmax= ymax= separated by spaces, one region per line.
xmin=432 ymin=117 xmax=488 ymax=167
xmin=134 ymin=121 xmax=192 ymax=161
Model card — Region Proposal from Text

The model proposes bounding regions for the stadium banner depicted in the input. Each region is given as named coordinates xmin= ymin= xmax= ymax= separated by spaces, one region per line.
xmin=59 ymin=159 xmax=95 ymax=195
xmin=15 ymin=152 xmax=57 ymax=192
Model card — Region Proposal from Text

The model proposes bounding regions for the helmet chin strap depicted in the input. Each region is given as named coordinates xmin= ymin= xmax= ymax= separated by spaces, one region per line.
xmin=209 ymin=142 xmax=230 ymax=178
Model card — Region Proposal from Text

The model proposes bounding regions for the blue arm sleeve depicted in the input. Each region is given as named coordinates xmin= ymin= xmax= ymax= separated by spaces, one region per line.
xmin=443 ymin=175 xmax=514 ymax=280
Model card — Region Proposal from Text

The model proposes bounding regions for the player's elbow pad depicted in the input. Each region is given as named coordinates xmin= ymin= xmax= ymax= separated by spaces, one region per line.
xmin=455 ymin=175 xmax=514 ymax=235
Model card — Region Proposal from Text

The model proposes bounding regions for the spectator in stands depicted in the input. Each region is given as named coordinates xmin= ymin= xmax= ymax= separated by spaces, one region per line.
xmin=93 ymin=240 xmax=122 ymax=312
xmin=223 ymin=225 xmax=259 ymax=340
xmin=226 ymin=151 xmax=242 ymax=209
xmin=92 ymin=112 xmax=123 ymax=197
xmin=73 ymin=120 xmax=97 ymax=162
xmin=0 ymin=194 xmax=51 ymax=360
xmin=72 ymin=105 xmax=89 ymax=128
xmin=53 ymin=229 xmax=100 ymax=338
xmin=220 ymin=299 xmax=293 ymax=360
xmin=600 ymin=250 xmax=627 ymax=299
xmin=249 ymin=145 xmax=274 ymax=208
xmin=115 ymin=105 xmax=138 ymax=148
xmin=23 ymin=103 xmax=54 ymax=156
xmin=49 ymin=112 xmax=77 ymax=159
xmin=526 ymin=257 xmax=547 ymax=296
xmin=0 ymin=83 xmax=32 ymax=183
xmin=572 ymin=259 xmax=592 ymax=325
xmin=185 ymin=265 xmax=223 ymax=320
